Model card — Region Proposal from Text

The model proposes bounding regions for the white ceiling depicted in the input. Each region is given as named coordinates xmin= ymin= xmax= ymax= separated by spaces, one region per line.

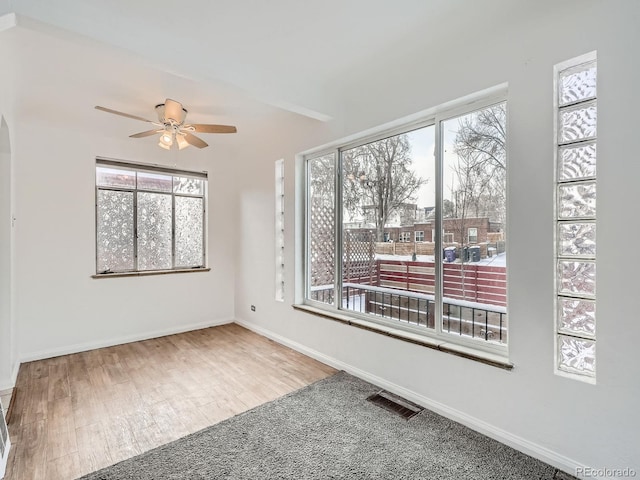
xmin=0 ymin=0 xmax=521 ymax=123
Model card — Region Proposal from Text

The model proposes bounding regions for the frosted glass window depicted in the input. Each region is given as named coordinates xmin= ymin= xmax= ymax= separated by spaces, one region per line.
xmin=275 ymin=159 xmax=285 ymax=302
xmin=559 ymin=61 xmax=597 ymax=106
xmin=558 ymin=222 xmax=596 ymax=257
xmin=558 ymin=182 xmax=596 ymax=219
xmin=96 ymin=190 xmax=134 ymax=272
xmin=558 ymin=142 xmax=596 ymax=181
xmin=174 ymin=176 xmax=204 ymax=195
xmin=558 ymin=298 xmax=596 ymax=338
xmin=96 ymin=160 xmax=207 ymax=274
xmin=558 ymin=335 xmax=596 ymax=377
xmin=175 ymin=196 xmax=204 ymax=267
xmin=558 ymin=260 xmax=596 ymax=298
xmin=554 ymin=53 xmax=597 ymax=382
xmin=559 ymin=101 xmax=597 ymax=144
xmin=137 ymin=192 xmax=172 ymax=271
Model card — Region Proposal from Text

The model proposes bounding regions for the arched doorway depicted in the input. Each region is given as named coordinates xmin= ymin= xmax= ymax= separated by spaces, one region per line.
xmin=0 ymin=115 xmax=12 ymax=477
xmin=0 ymin=116 xmax=12 ymax=388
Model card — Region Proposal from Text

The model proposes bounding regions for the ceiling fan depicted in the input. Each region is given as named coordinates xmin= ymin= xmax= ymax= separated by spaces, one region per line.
xmin=95 ymin=98 xmax=237 ymax=150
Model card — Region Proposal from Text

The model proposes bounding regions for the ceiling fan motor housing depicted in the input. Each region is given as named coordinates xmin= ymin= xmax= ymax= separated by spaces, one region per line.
xmin=155 ymin=102 xmax=188 ymax=125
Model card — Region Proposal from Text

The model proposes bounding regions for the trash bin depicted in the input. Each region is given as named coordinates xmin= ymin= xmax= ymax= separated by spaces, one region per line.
xmin=468 ymin=245 xmax=481 ymax=262
xmin=444 ymin=246 xmax=456 ymax=262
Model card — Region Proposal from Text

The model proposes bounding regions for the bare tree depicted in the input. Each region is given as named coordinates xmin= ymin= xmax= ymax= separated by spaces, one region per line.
xmin=443 ymin=199 xmax=456 ymax=218
xmin=443 ymin=102 xmax=506 ymax=276
xmin=452 ymin=103 xmax=506 ymax=227
xmin=343 ymin=134 xmax=426 ymax=242
xmin=308 ymin=153 xmax=336 ymax=207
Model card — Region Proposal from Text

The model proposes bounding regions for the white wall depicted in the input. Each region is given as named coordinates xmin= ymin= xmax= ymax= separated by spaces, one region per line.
xmin=12 ymin=121 xmax=237 ymax=361
xmin=0 ymin=20 xmax=250 ymax=367
xmin=235 ymin=1 xmax=640 ymax=476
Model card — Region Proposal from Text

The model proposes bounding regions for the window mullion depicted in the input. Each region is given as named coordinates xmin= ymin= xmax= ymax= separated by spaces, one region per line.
xmin=133 ymin=190 xmax=139 ymax=272
xmin=95 ymin=186 xmax=99 ymax=273
xmin=335 ymin=148 xmax=343 ymax=310
xmin=171 ymin=191 xmax=176 ymax=269
xmin=434 ymin=117 xmax=444 ymax=336
xmin=202 ymin=192 xmax=206 ymax=267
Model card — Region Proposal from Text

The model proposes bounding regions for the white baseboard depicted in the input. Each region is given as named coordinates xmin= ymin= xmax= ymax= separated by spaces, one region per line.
xmin=235 ymin=317 xmax=587 ymax=478
xmin=20 ymin=317 xmax=234 ymax=365
xmin=0 ymin=361 xmax=19 ymax=393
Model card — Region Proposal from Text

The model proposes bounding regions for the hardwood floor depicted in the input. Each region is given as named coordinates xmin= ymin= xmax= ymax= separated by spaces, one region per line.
xmin=4 ymin=323 xmax=336 ymax=480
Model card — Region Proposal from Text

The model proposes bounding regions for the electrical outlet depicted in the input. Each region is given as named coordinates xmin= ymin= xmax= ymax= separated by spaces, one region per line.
xmin=251 ymin=305 xmax=256 ymax=312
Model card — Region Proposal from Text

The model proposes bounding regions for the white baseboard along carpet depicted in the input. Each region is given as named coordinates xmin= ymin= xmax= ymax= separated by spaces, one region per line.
xmin=78 ymin=372 xmax=576 ymax=480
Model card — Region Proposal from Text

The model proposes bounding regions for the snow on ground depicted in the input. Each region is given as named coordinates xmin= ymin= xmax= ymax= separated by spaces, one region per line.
xmin=374 ymin=252 xmax=506 ymax=267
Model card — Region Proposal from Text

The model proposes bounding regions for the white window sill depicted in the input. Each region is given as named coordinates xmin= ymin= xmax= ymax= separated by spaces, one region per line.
xmin=293 ymin=304 xmax=513 ymax=370
xmin=91 ymin=267 xmax=211 ymax=279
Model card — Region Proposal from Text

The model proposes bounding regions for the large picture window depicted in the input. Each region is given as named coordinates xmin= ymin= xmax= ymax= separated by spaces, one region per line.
xmin=304 ymin=96 xmax=507 ymax=355
xmin=95 ymin=159 xmax=207 ymax=274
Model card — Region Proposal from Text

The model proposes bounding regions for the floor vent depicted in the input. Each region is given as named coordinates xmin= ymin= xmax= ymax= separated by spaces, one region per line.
xmin=367 ymin=390 xmax=424 ymax=420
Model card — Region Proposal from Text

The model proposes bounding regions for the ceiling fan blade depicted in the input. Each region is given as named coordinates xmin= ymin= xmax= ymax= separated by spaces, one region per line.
xmin=191 ymin=124 xmax=237 ymax=134
xmin=164 ymin=98 xmax=186 ymax=124
xmin=184 ymin=132 xmax=208 ymax=149
xmin=95 ymin=106 xmax=153 ymax=123
xmin=130 ymin=129 xmax=161 ymax=138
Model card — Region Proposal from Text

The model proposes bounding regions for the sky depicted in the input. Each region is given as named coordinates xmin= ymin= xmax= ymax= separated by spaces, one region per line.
xmin=406 ymin=122 xmax=461 ymax=209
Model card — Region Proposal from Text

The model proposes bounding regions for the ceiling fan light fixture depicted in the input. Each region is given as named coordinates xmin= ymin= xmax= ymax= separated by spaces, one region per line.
xmin=160 ymin=132 xmax=173 ymax=145
xmin=158 ymin=141 xmax=171 ymax=150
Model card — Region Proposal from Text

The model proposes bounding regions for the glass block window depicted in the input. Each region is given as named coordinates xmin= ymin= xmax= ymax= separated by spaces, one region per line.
xmin=95 ymin=159 xmax=207 ymax=274
xmin=275 ymin=159 xmax=285 ymax=302
xmin=554 ymin=53 xmax=597 ymax=382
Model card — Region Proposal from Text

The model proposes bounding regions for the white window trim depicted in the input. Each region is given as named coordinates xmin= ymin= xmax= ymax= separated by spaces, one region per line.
xmin=295 ymin=85 xmax=509 ymax=360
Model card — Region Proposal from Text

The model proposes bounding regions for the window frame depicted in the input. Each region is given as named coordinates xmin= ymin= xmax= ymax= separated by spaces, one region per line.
xmin=415 ymin=231 xmax=424 ymax=242
xmin=94 ymin=158 xmax=208 ymax=276
xmin=298 ymin=87 xmax=508 ymax=359
xmin=468 ymin=227 xmax=478 ymax=244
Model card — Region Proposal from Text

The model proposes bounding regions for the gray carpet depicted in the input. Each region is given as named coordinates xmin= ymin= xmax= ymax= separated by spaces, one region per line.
xmin=78 ymin=371 xmax=573 ymax=480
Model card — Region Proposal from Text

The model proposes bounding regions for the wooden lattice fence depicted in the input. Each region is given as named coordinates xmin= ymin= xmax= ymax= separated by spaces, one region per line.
xmin=309 ymin=201 xmax=335 ymax=299
xmin=343 ymin=230 xmax=377 ymax=286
